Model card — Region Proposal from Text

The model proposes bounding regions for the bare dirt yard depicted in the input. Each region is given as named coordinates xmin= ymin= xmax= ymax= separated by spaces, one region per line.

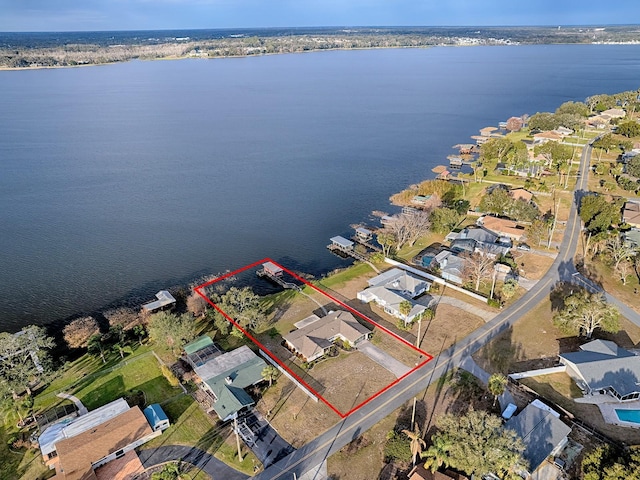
xmin=513 ymin=250 xmax=556 ymax=281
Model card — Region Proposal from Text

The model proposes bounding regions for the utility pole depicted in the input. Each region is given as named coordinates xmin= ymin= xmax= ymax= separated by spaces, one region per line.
xmin=233 ymin=415 xmax=243 ymax=463
xmin=416 ymin=317 xmax=421 ymax=349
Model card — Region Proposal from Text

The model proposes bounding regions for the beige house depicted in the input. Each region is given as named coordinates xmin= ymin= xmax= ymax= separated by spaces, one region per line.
xmin=478 ymin=216 xmax=527 ymax=241
xmin=284 ymin=310 xmax=371 ymax=362
xmin=623 ymin=201 xmax=640 ymax=228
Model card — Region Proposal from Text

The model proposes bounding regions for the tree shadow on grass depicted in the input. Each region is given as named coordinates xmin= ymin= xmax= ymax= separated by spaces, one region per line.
xmin=474 ymin=325 xmax=523 ymax=375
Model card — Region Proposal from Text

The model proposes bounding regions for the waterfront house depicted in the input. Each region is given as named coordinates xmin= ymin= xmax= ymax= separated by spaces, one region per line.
xmin=478 ymin=216 xmax=527 ymax=242
xmin=533 ymin=130 xmax=564 ymax=144
xmin=559 ymin=339 xmax=640 ymax=402
xmin=357 ymin=286 xmax=427 ymax=324
xmin=366 ymin=268 xmax=430 ymax=298
xmin=142 ymin=290 xmax=176 ymax=313
xmin=505 ymin=402 xmax=571 ymax=477
xmin=185 ymin=340 xmax=267 ymax=421
xmin=38 ymin=398 xmax=164 ymax=479
xmin=432 ymin=250 xmax=465 ymax=284
xmin=623 ymin=201 xmax=640 ymax=228
xmin=601 ymin=108 xmax=626 ymax=119
xmin=283 ymin=310 xmax=371 ymax=362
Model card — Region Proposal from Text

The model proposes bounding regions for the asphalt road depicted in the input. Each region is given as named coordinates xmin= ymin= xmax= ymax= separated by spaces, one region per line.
xmin=255 ymin=142 xmax=597 ymax=480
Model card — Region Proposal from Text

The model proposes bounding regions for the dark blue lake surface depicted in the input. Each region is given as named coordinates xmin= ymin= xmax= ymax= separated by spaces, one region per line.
xmin=1 ymin=44 xmax=639 ymax=331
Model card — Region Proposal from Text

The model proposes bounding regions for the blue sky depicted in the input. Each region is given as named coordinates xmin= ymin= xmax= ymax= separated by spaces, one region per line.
xmin=1 ymin=0 xmax=639 ymax=32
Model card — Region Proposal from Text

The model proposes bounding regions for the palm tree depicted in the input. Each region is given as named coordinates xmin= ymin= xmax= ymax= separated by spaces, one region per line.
xmin=399 ymin=300 xmax=412 ymax=320
xmin=261 ymin=365 xmax=279 ymax=387
xmin=421 ymin=434 xmax=452 ymax=473
xmin=402 ymin=426 xmax=426 ymax=466
xmin=488 ymin=373 xmax=508 ymax=407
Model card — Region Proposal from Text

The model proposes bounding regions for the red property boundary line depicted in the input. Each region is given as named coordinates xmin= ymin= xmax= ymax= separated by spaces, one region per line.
xmin=194 ymin=258 xmax=433 ymax=418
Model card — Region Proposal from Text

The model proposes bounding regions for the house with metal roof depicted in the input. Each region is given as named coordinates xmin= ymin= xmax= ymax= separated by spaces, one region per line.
xmin=38 ymin=398 xmax=162 ymax=480
xmin=505 ymin=402 xmax=571 ymax=476
xmin=143 ymin=404 xmax=170 ymax=432
xmin=366 ymin=268 xmax=430 ymax=299
xmin=432 ymin=251 xmax=465 ymax=285
xmin=559 ymin=339 xmax=640 ymax=402
xmin=142 ymin=290 xmax=176 ymax=313
xmin=284 ymin=310 xmax=371 ymax=362
xmin=191 ymin=344 xmax=267 ymax=421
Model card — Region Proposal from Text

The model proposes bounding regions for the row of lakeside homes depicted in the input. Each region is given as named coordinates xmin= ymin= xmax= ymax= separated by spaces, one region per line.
xmin=183 ymin=336 xmax=268 ymax=421
xmin=38 ymin=398 xmax=169 ymax=480
xmin=357 ymin=268 xmax=430 ymax=324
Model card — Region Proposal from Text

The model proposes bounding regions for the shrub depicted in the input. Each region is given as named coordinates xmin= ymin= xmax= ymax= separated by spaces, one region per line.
xmin=487 ymin=298 xmax=501 ymax=308
xmin=160 ymin=363 xmax=181 ymax=388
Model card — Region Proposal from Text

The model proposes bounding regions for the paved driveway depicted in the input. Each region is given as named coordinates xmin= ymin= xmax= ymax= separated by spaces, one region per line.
xmin=237 ymin=410 xmax=294 ymax=468
xmin=356 ymin=340 xmax=411 ymax=377
xmin=138 ymin=445 xmax=248 ymax=480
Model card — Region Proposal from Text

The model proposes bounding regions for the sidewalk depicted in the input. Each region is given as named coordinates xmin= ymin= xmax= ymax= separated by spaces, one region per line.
xmin=56 ymin=392 xmax=88 ymax=416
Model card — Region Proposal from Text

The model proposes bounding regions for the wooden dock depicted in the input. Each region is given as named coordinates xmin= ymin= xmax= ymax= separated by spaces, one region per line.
xmin=327 ymin=243 xmax=369 ymax=262
xmin=257 ymin=268 xmax=301 ymax=291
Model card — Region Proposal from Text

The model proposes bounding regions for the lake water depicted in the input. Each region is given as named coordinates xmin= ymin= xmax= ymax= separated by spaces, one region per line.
xmin=1 ymin=44 xmax=639 ymax=332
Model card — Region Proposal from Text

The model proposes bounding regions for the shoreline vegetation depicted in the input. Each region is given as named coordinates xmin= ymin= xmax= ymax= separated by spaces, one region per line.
xmin=3 ymin=25 xmax=640 ymax=70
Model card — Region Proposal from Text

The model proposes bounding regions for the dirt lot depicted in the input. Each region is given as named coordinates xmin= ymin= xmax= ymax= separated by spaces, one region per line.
xmin=513 ymin=250 xmax=556 ymax=280
xmin=414 ymin=303 xmax=485 ymax=355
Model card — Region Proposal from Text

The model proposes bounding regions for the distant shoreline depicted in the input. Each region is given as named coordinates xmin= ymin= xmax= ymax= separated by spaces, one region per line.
xmin=3 ymin=25 xmax=640 ymax=71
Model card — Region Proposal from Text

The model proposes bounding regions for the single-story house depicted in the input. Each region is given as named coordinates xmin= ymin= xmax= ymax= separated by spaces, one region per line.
xmin=452 ymin=226 xmax=512 ymax=255
xmin=601 ymin=108 xmax=626 ymax=119
xmin=191 ymin=344 xmax=267 ymax=421
xmin=432 ymin=250 xmax=465 ymax=284
xmin=559 ymin=339 xmax=640 ymax=402
xmin=510 ymin=188 xmax=534 ymax=203
xmin=38 ymin=398 xmax=163 ymax=479
xmin=505 ymin=401 xmax=571 ymax=477
xmin=478 ymin=216 xmax=527 ymax=242
xmin=357 ymin=286 xmax=427 ymax=324
xmin=623 ymin=201 xmax=640 ymax=228
xmin=284 ymin=310 xmax=371 ymax=362
xmin=533 ymin=131 xmax=564 ymax=144
xmin=366 ymin=268 xmax=430 ymax=298
xmin=142 ymin=290 xmax=176 ymax=313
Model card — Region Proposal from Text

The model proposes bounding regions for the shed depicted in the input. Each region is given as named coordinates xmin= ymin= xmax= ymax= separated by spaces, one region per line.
xmin=330 ymin=236 xmax=354 ymax=250
xmin=143 ymin=404 xmax=170 ymax=432
xmin=262 ymin=261 xmax=284 ymax=277
xmin=355 ymin=227 xmax=372 ymax=240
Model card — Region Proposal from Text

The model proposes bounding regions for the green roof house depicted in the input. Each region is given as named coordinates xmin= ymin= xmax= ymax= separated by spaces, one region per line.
xmin=192 ymin=345 xmax=267 ymax=421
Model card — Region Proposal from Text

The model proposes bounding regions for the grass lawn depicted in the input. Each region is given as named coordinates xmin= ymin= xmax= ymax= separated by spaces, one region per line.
xmin=143 ymin=395 xmax=257 ymax=474
xmin=316 ymin=262 xmax=375 ymax=290
xmin=0 ymin=424 xmax=52 ymax=480
xmin=34 ymin=344 xmax=154 ymax=413
xmin=395 ymin=231 xmax=446 ymax=264
xmin=73 ymin=353 xmax=181 ymax=410
xmin=581 ymin=258 xmax=640 ymax=315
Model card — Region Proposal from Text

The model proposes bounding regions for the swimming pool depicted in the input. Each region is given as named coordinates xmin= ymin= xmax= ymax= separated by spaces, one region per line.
xmin=615 ymin=409 xmax=640 ymax=424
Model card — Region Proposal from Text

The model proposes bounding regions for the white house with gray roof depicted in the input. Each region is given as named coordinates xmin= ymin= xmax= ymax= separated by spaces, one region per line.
xmin=559 ymin=339 xmax=640 ymax=402
xmin=366 ymin=268 xmax=430 ymax=298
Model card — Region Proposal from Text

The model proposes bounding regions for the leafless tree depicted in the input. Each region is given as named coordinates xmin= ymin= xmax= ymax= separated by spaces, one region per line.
xmin=615 ymin=259 xmax=633 ymax=285
xmin=388 ymin=209 xmax=432 ymax=250
xmin=606 ymin=235 xmax=637 ymax=269
xmin=187 ymin=291 xmax=208 ymax=317
xmin=63 ymin=316 xmax=100 ymax=349
xmin=461 ymin=248 xmax=495 ymax=291
xmin=104 ymin=307 xmax=143 ymax=330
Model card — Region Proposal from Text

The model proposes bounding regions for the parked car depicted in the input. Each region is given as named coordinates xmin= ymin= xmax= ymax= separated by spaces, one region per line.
xmin=517 ymin=243 xmax=531 ymax=251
